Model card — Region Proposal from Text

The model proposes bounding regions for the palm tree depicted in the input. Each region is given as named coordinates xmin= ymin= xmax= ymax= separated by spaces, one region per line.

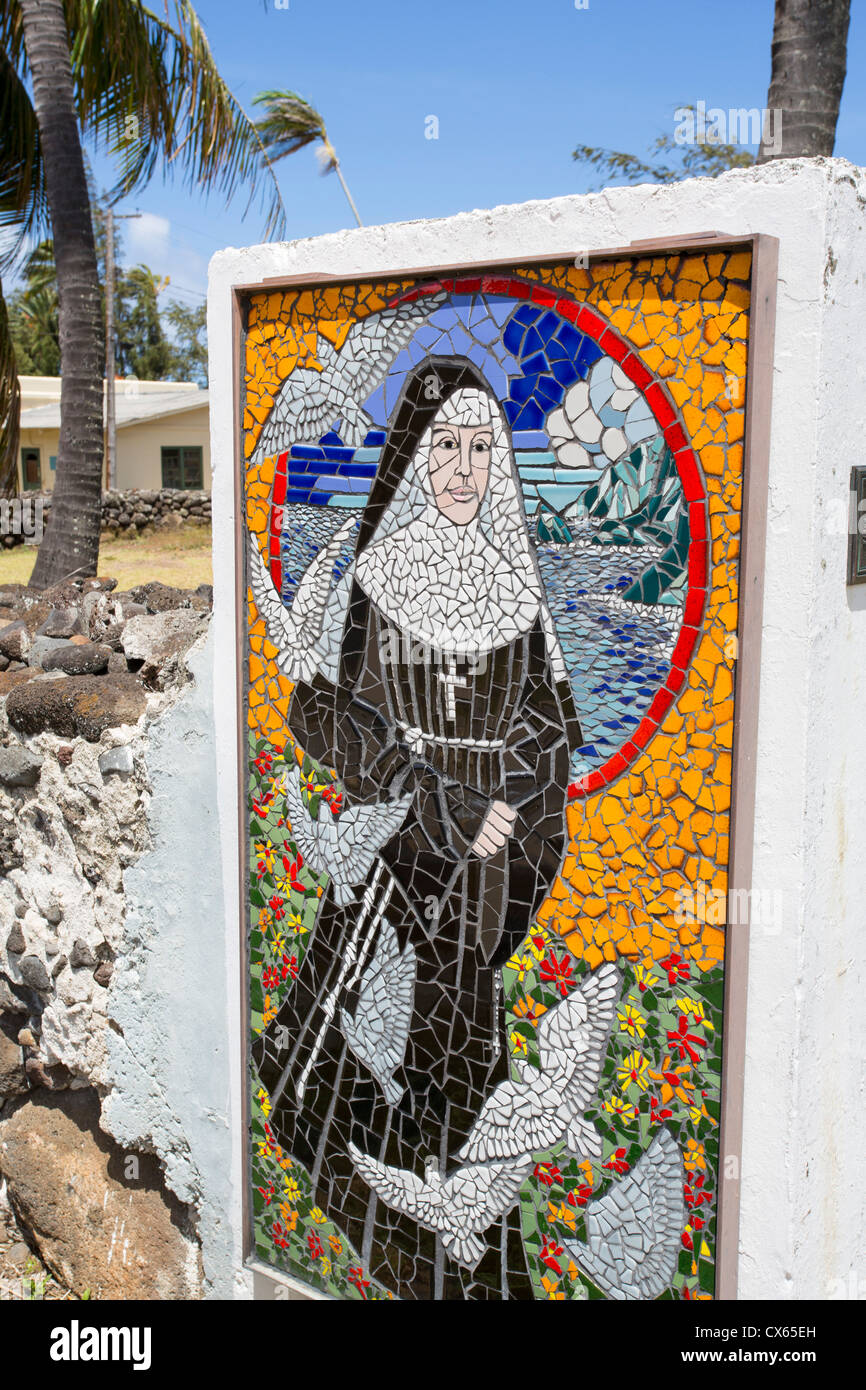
xmin=1 ymin=0 xmax=293 ymax=587
xmin=253 ymin=90 xmax=362 ymax=228
xmin=16 ymin=0 xmax=104 ymax=587
xmin=758 ymin=0 xmax=851 ymax=159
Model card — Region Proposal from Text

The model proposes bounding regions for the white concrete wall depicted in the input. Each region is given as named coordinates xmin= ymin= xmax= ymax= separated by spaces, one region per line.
xmin=208 ymin=158 xmax=866 ymax=1301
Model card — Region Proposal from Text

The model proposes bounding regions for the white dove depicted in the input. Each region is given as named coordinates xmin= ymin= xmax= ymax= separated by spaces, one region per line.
xmin=348 ymin=1143 xmax=532 ymax=1269
xmin=283 ymin=762 xmax=412 ymax=906
xmin=458 ymin=961 xmax=620 ymax=1166
xmin=252 ymin=295 xmax=446 ymax=458
xmin=341 ymin=918 xmax=416 ymax=1105
xmin=564 ymin=1128 xmax=685 ymax=1300
xmin=247 ymin=517 xmax=355 ymax=683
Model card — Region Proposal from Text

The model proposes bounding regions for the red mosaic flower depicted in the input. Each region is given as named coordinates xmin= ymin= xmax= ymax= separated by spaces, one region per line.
xmin=280 ymin=954 xmax=298 ymax=982
xmin=307 ymin=1232 xmax=324 ymax=1261
xmin=348 ymin=1265 xmax=370 ymax=1298
xmin=254 ymin=751 xmax=274 ymax=776
xmin=539 ymin=950 xmax=575 ymax=997
xmin=539 ymin=1236 xmax=564 ymax=1275
xmin=281 ymin=848 xmax=306 ymax=891
xmin=533 ymin=1162 xmax=563 ymax=1188
xmin=659 ymin=952 xmax=690 ymax=985
xmin=268 ymin=894 xmax=286 ymax=921
xmin=667 ymin=1015 xmax=708 ymax=1065
xmin=271 ymin=1220 xmax=290 ymax=1250
xmin=603 ymin=1148 xmax=630 ymax=1175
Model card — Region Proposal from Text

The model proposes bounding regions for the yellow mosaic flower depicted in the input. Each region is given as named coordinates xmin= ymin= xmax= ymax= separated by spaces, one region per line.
xmin=319 ymin=1256 xmax=331 ymax=1276
xmin=510 ymin=1031 xmax=529 ymax=1056
xmin=603 ymin=1093 xmax=632 ymax=1116
xmin=527 ymin=928 xmax=551 ymax=961
xmin=287 ymin=912 xmax=308 ymax=937
xmin=256 ymin=1087 xmax=271 ymax=1117
xmin=507 ymin=951 xmax=534 ymax=982
xmin=617 ymin=1050 xmax=650 ymax=1091
xmin=309 ymin=1206 xmax=328 ymax=1224
xmin=634 ymin=962 xmax=660 ymax=992
xmin=617 ymin=1003 xmax=646 ymax=1039
xmin=676 ymin=996 xmax=714 ymax=1029
xmin=255 ymin=839 xmax=276 ymax=873
xmin=283 ymin=1176 xmax=301 ymax=1201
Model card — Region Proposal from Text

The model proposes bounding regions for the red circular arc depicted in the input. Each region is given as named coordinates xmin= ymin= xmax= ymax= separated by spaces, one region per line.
xmin=388 ymin=275 xmax=709 ymax=801
xmin=264 ymin=274 xmax=709 ymax=803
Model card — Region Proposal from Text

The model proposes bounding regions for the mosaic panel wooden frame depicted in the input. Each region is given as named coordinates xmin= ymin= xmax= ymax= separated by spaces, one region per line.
xmin=233 ymin=233 xmax=777 ymax=1301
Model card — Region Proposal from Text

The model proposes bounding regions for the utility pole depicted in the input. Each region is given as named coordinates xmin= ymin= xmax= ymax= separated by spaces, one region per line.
xmin=104 ymin=208 xmax=141 ymax=491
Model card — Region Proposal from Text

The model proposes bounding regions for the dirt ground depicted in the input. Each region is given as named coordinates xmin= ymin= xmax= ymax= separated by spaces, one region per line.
xmin=0 ymin=526 xmax=214 ymax=591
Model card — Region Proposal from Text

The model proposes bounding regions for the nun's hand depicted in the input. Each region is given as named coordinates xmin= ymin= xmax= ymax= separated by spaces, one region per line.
xmin=470 ymin=801 xmax=517 ymax=858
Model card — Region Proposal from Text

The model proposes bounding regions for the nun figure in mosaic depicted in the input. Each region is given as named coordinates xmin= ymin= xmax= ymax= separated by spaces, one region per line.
xmin=253 ymin=356 xmax=585 ymax=1299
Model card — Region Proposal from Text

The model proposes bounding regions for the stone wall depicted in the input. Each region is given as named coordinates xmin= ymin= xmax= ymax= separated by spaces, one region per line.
xmin=1 ymin=489 xmax=212 ymax=549
xmin=0 ymin=574 xmax=216 ymax=1298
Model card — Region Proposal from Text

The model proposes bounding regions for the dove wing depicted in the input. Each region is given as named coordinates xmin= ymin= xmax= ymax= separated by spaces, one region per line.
xmin=569 ymin=1129 xmax=684 ymax=1300
xmin=336 ymin=297 xmax=446 ymax=396
xmin=343 ymin=924 xmax=416 ymax=1086
xmin=356 ymin=936 xmax=416 ymax=1068
xmin=457 ymin=1073 xmax=547 ymax=1164
xmin=252 ymin=295 xmax=446 ymax=459
xmin=348 ymin=1143 xmax=446 ymax=1229
xmin=290 ymin=516 xmax=356 ymax=623
xmin=332 ymin=793 xmax=413 ymax=883
xmin=253 ymin=358 xmax=345 ymax=458
xmin=539 ymin=962 xmax=620 ymax=1110
xmin=444 ymin=1160 xmax=531 ymax=1229
xmin=282 ymin=764 xmax=329 ymax=874
xmin=248 ymin=527 xmax=349 ymax=683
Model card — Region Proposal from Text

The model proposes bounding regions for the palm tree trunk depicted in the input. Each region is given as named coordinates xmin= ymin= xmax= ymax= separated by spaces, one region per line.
xmin=21 ymin=0 xmax=104 ymax=588
xmin=758 ymin=0 xmax=851 ymax=160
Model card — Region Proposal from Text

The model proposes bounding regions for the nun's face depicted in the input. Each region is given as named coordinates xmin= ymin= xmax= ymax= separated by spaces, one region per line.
xmin=428 ymin=423 xmax=492 ymax=525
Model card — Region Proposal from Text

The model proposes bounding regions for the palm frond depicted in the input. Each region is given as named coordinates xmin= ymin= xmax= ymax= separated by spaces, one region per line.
xmin=0 ymin=45 xmax=50 ymax=272
xmin=67 ymin=0 xmax=287 ymax=235
xmin=252 ymin=89 xmax=333 ymax=166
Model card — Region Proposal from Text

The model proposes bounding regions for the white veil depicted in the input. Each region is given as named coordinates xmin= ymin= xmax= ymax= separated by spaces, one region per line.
xmin=353 ymin=388 xmax=568 ymax=676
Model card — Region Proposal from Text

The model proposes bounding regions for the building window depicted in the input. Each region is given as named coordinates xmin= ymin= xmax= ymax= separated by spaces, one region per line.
xmin=161 ymin=446 xmax=203 ymax=490
xmin=20 ymin=446 xmax=41 ymax=491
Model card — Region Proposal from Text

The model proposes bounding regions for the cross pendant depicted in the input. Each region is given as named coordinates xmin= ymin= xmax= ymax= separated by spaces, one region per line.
xmin=437 ymin=655 xmax=468 ymax=723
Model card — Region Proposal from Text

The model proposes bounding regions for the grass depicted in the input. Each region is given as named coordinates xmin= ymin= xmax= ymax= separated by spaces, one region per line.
xmin=0 ymin=526 xmax=214 ymax=591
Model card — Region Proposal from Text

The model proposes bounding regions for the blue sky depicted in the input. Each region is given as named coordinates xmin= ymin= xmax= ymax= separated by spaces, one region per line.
xmin=91 ymin=0 xmax=865 ymax=309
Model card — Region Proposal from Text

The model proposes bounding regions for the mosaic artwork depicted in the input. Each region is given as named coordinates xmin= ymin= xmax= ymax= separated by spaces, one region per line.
xmin=241 ymin=249 xmax=752 ymax=1300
